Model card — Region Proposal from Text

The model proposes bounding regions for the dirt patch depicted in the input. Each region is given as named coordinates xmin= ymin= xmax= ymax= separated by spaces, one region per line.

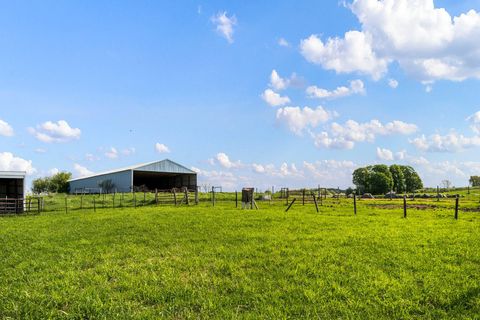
xmin=460 ymin=207 xmax=480 ymax=212
xmin=367 ymin=203 xmax=438 ymax=210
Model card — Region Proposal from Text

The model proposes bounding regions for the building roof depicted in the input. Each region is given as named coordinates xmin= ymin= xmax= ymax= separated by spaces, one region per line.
xmin=0 ymin=171 xmax=26 ymax=179
xmin=68 ymin=159 xmax=196 ymax=182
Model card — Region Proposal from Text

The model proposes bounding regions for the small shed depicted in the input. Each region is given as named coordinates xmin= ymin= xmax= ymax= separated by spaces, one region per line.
xmin=0 ymin=171 xmax=26 ymax=214
xmin=69 ymin=159 xmax=197 ymax=194
xmin=0 ymin=171 xmax=26 ymax=199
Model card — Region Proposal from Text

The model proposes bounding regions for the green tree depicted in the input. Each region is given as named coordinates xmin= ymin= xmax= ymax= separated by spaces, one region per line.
xmin=369 ymin=171 xmax=393 ymax=194
xmin=469 ymin=176 xmax=480 ymax=187
xmin=352 ymin=167 xmax=370 ymax=194
xmin=49 ymin=172 xmax=72 ymax=193
xmin=31 ymin=177 xmax=50 ymax=194
xmin=389 ymin=164 xmax=406 ymax=193
xmin=401 ymin=166 xmax=423 ymax=192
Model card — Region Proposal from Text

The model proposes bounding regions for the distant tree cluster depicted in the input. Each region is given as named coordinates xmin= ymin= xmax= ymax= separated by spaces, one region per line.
xmin=469 ymin=176 xmax=480 ymax=187
xmin=32 ymin=172 xmax=72 ymax=194
xmin=352 ymin=164 xmax=423 ymax=195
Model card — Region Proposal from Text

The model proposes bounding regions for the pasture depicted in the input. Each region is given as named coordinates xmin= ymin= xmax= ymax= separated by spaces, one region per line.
xmin=1 ymin=192 xmax=479 ymax=319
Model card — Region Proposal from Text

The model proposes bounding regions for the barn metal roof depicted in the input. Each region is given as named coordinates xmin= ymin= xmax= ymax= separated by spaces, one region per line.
xmin=68 ymin=159 xmax=196 ymax=182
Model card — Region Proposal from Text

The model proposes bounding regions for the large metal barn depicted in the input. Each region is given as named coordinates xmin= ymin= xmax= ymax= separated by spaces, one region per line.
xmin=69 ymin=159 xmax=197 ymax=194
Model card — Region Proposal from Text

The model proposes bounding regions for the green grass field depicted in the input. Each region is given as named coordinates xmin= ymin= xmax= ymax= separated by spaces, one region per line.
xmin=1 ymin=193 xmax=480 ymax=319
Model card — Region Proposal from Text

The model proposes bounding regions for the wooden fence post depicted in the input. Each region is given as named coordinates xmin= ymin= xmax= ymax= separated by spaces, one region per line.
xmin=113 ymin=193 xmax=115 ymax=208
xmin=80 ymin=195 xmax=83 ymax=210
xmin=143 ymin=192 xmax=146 ymax=205
xmin=235 ymin=191 xmax=238 ymax=208
xmin=134 ymin=192 xmax=136 ymax=208
xmin=93 ymin=197 xmax=96 ymax=212
xmin=155 ymin=189 xmax=158 ymax=206
xmin=455 ymin=195 xmax=459 ymax=220
xmin=120 ymin=192 xmax=123 ymax=207
xmin=195 ymin=187 xmax=199 ymax=205
xmin=437 ymin=186 xmax=440 ymax=202
xmin=212 ymin=187 xmax=215 ymax=207
xmin=403 ymin=195 xmax=407 ymax=218
xmin=302 ymin=189 xmax=305 ymax=205
xmin=184 ymin=187 xmax=189 ymax=205
xmin=285 ymin=198 xmax=296 ymax=212
xmin=173 ymin=188 xmax=177 ymax=206
xmin=37 ymin=198 xmax=40 ymax=214
xmin=65 ymin=197 xmax=68 ymax=214
xmin=312 ymin=192 xmax=319 ymax=213
xmin=354 ymin=194 xmax=357 ymax=216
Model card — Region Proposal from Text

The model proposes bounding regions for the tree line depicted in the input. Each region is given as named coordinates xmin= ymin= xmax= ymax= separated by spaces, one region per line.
xmin=32 ymin=172 xmax=72 ymax=194
xmin=353 ymin=164 xmax=423 ymax=195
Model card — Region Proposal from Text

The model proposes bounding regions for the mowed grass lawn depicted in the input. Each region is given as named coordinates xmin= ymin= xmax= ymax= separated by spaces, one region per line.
xmin=1 ymin=199 xmax=480 ymax=319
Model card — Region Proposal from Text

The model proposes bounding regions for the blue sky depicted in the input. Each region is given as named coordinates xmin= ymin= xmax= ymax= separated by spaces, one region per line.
xmin=1 ymin=0 xmax=480 ymax=191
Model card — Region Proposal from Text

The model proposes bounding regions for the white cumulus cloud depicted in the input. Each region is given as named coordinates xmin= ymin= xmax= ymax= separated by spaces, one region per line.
xmin=376 ymin=147 xmax=394 ymax=161
xmin=155 ymin=143 xmax=170 ymax=153
xmin=276 ymin=106 xmax=335 ymax=135
xmin=301 ymin=0 xmax=480 ymax=82
xmin=300 ymin=31 xmax=389 ymax=80
xmin=411 ymin=132 xmax=480 ymax=152
xmin=104 ymin=147 xmax=119 ymax=159
xmin=0 ymin=119 xmax=14 ymax=137
xmin=0 ymin=152 xmax=36 ymax=175
xmin=261 ymin=89 xmax=291 ymax=107
xmin=73 ymin=163 xmax=93 ymax=178
xmin=306 ymin=79 xmax=365 ymax=99
xmin=215 ymin=152 xmax=242 ymax=169
xmin=388 ymin=78 xmax=399 ymax=88
xmin=28 ymin=120 xmax=81 ymax=143
xmin=211 ymin=11 xmax=237 ymax=43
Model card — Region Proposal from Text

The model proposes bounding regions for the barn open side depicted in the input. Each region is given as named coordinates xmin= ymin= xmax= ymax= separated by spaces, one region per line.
xmin=69 ymin=159 xmax=197 ymax=193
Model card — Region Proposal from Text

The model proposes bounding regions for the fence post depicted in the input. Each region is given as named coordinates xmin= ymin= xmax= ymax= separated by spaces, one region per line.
xmin=173 ymin=188 xmax=177 ymax=206
xmin=65 ymin=197 xmax=68 ymax=214
xmin=285 ymin=198 xmax=296 ymax=212
xmin=120 ymin=192 xmax=123 ymax=207
xmin=455 ymin=195 xmax=459 ymax=220
xmin=403 ymin=195 xmax=407 ymax=218
xmin=134 ymin=192 xmax=136 ymax=208
xmin=437 ymin=186 xmax=440 ymax=202
xmin=113 ymin=193 xmax=115 ymax=208
xmin=184 ymin=187 xmax=189 ymax=205
xmin=93 ymin=197 xmax=96 ymax=212
xmin=195 ymin=187 xmax=199 ymax=205
xmin=302 ymin=189 xmax=305 ymax=205
xmin=143 ymin=192 xmax=146 ymax=206
xmin=312 ymin=192 xmax=319 ymax=213
xmin=155 ymin=189 xmax=158 ymax=206
xmin=235 ymin=191 xmax=238 ymax=208
xmin=37 ymin=198 xmax=40 ymax=214
xmin=212 ymin=186 xmax=215 ymax=207
xmin=80 ymin=195 xmax=83 ymax=210
xmin=354 ymin=194 xmax=357 ymax=216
